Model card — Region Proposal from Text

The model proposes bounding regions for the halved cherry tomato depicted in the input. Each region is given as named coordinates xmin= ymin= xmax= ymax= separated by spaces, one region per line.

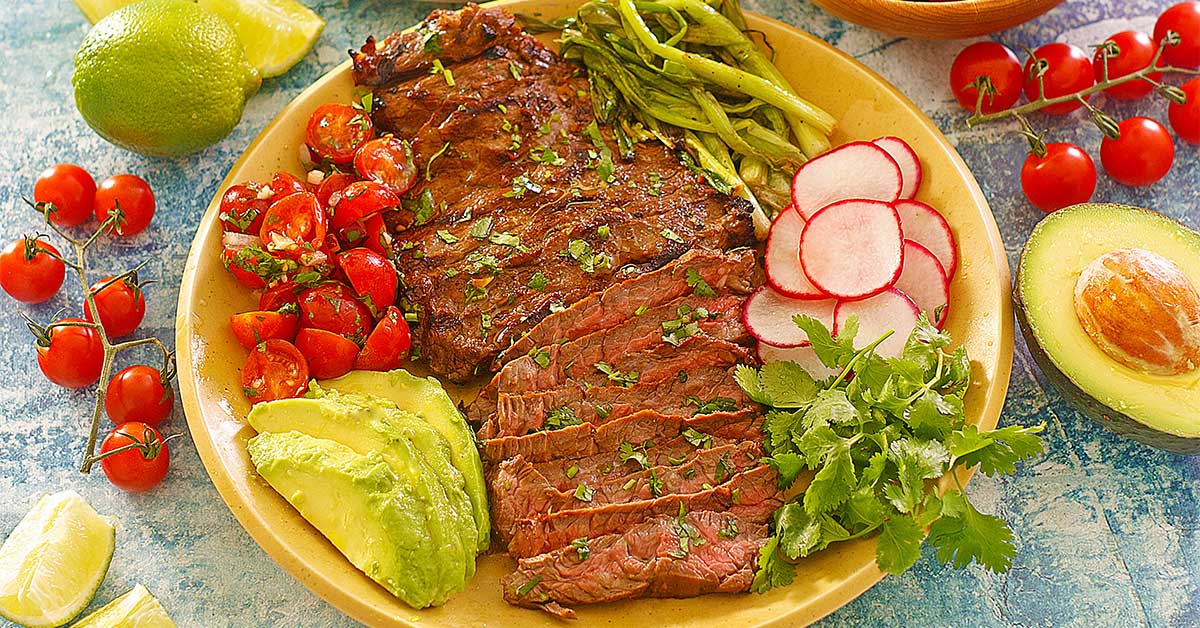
xmin=268 ymin=171 xmax=308 ymax=198
xmin=230 ymin=310 xmax=300 ymax=349
xmin=36 ymin=318 xmax=104 ymax=389
xmin=355 ymin=307 xmax=412 ymax=371
xmin=329 ymin=180 xmax=399 ymax=232
xmin=354 ymin=136 xmax=417 ymax=196
xmin=0 ymin=236 xmax=65 ymax=304
xmin=94 ymin=174 xmax=155 ymax=237
xmin=1094 ymin=31 xmax=1160 ymax=100
xmin=223 ymin=248 xmax=272 ymax=289
xmin=337 ymin=247 xmax=397 ymax=311
xmin=306 ymin=103 xmax=375 ymax=164
xmin=260 ymin=281 xmax=302 ymax=311
xmin=352 ymin=213 xmax=394 ymax=259
xmin=105 ymin=365 xmax=173 ymax=427
xmin=99 ymin=422 xmax=171 ymax=492
xmin=297 ymin=282 xmax=373 ymax=344
xmin=220 ymin=182 xmax=270 ymax=234
xmin=260 ymin=192 xmax=327 ymax=260
xmin=316 ymin=172 xmax=358 ymax=209
xmin=295 ymin=328 xmax=359 ymax=379
xmin=85 ymin=275 xmax=146 ymax=338
xmin=34 ymin=164 xmax=96 ymax=227
xmin=241 ymin=339 xmax=309 ymax=402
xmin=1024 ymin=43 xmax=1094 ymax=114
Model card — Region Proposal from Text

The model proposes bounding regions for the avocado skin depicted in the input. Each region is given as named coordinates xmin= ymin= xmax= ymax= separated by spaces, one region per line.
xmin=323 ymin=370 xmax=491 ymax=551
xmin=1014 ymin=203 xmax=1200 ymax=455
xmin=247 ymin=431 xmax=447 ymax=608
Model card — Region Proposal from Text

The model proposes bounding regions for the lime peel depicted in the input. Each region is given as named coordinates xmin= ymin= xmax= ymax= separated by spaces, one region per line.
xmin=72 ymin=584 xmax=176 ymax=628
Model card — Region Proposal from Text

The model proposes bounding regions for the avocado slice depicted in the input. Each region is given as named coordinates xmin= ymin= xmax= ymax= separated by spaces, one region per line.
xmin=247 ymin=392 xmax=475 ymax=588
xmin=246 ymin=431 xmax=448 ymax=608
xmin=322 ymin=369 xmax=490 ymax=550
xmin=1015 ymin=203 xmax=1200 ymax=454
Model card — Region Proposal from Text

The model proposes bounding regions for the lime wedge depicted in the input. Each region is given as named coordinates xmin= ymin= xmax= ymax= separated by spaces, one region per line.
xmin=71 ymin=585 xmax=176 ymax=628
xmin=71 ymin=0 xmax=135 ymax=24
xmin=0 ymin=491 xmax=116 ymax=628
xmin=196 ymin=0 xmax=325 ymax=78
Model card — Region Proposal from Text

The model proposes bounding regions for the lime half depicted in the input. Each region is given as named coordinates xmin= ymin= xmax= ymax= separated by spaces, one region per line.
xmin=0 ymin=491 xmax=116 ymax=628
xmin=197 ymin=0 xmax=325 ymax=78
xmin=72 ymin=585 xmax=176 ymax=628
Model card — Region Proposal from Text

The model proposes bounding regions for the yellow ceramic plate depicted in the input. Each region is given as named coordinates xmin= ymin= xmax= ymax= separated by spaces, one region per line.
xmin=176 ymin=2 xmax=1014 ymax=626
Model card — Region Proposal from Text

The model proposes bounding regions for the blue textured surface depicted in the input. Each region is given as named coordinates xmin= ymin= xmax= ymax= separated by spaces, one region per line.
xmin=1 ymin=1 xmax=1197 ymax=627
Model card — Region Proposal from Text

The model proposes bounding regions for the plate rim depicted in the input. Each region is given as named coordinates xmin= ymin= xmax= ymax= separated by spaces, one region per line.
xmin=175 ymin=4 xmax=1014 ymax=626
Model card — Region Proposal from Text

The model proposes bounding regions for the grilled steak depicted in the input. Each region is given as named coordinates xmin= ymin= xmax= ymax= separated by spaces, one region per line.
xmin=353 ymin=6 xmax=756 ymax=383
xmin=531 ymin=436 xmax=763 ymax=492
xmin=503 ymin=510 xmax=768 ymax=619
xmin=505 ymin=465 xmax=781 ymax=558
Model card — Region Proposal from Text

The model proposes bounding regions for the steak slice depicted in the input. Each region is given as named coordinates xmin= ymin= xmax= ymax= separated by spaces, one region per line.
xmin=491 ymin=442 xmax=763 ymax=540
xmin=489 ymin=364 xmax=752 ymax=438
xmin=353 ymin=5 xmax=756 ymax=383
xmin=503 ymin=510 xmax=768 ymax=618
xmin=505 ymin=465 xmax=782 ymax=558
xmin=465 ymin=293 xmax=749 ymax=426
xmin=497 ymin=248 xmax=758 ymax=366
xmin=480 ymin=409 xmax=762 ymax=465
xmin=532 ymin=435 xmax=763 ymax=492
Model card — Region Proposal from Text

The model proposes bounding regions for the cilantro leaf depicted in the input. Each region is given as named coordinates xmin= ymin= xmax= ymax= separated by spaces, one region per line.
xmin=761 ymin=361 xmax=818 ymax=408
xmin=762 ymin=409 xmax=801 ymax=455
xmin=803 ymin=438 xmax=856 ymax=515
xmin=750 ymin=536 xmax=796 ymax=594
xmin=685 ymin=268 xmax=717 ymax=297
xmin=927 ymin=490 xmax=1016 ymax=573
xmin=885 ymin=438 xmax=950 ymax=514
xmin=954 ymin=423 xmax=1045 ymax=476
xmin=793 ymin=315 xmax=853 ymax=368
xmin=776 ymin=502 xmax=821 ymax=559
xmin=764 ymin=453 xmax=806 ymax=489
xmin=734 ymin=364 xmax=771 ymax=405
xmin=841 ymin=486 xmax=887 ymax=533
xmin=876 ymin=516 xmax=924 ymax=575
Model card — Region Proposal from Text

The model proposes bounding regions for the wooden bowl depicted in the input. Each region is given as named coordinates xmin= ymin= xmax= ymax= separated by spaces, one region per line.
xmin=808 ymin=0 xmax=1067 ymax=39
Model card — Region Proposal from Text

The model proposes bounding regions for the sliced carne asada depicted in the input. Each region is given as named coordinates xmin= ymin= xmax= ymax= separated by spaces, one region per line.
xmin=353 ymin=4 xmax=756 ymax=382
xmin=503 ymin=510 xmax=768 ymax=619
xmin=505 ymin=465 xmax=781 ymax=558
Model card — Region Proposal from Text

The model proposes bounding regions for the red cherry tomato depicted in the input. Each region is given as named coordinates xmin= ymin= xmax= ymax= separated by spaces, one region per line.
xmin=949 ymin=42 xmax=1024 ymax=114
xmin=85 ymin=275 xmax=146 ymax=338
xmin=230 ymin=310 xmax=300 ymax=349
xmin=0 ymin=237 xmax=65 ymax=304
xmin=329 ymin=181 xmax=399 ymax=231
xmin=94 ymin=174 xmax=155 ymax=237
xmin=355 ymin=307 xmax=412 ymax=371
xmin=268 ymin=171 xmax=308 ymax=198
xmin=240 ymin=339 xmax=309 ymax=403
xmin=260 ymin=281 xmax=302 ymax=312
xmin=337 ymin=247 xmax=398 ymax=311
xmin=220 ymin=182 xmax=270 ymax=234
xmin=306 ymin=103 xmax=374 ymax=165
xmin=1020 ymin=143 xmax=1097 ymax=212
xmin=1100 ymin=117 xmax=1175 ymax=186
xmin=259 ymin=192 xmax=327 ymax=260
xmin=297 ymin=282 xmax=373 ymax=344
xmin=1169 ymin=77 xmax=1200 ymax=143
xmin=1094 ymin=31 xmax=1160 ymax=100
xmin=354 ymin=136 xmax=417 ymax=196
xmin=1156 ymin=2 xmax=1200 ymax=69
xmin=222 ymin=248 xmax=268 ymax=289
xmin=316 ymin=172 xmax=358 ymax=209
xmin=33 ymin=164 xmax=96 ymax=227
xmin=36 ymin=318 xmax=104 ymax=389
xmin=1024 ymin=43 xmax=1094 ymax=114
xmin=99 ymin=422 xmax=172 ymax=492
xmin=105 ymin=365 xmax=173 ymax=427
xmin=295 ymin=328 xmax=359 ymax=379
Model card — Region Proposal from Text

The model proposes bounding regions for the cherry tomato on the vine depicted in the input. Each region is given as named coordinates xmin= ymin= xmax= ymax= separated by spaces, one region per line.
xmin=105 ymin=365 xmax=173 ymax=427
xmin=94 ymin=174 xmax=155 ymax=237
xmin=1024 ymin=43 xmax=1095 ymax=114
xmin=1169 ymin=77 xmax=1200 ymax=143
xmin=337 ymin=247 xmax=398 ymax=311
xmin=260 ymin=192 xmax=327 ymax=261
xmin=1155 ymin=2 xmax=1200 ymax=69
xmin=1100 ymin=117 xmax=1175 ymax=187
xmin=241 ymin=339 xmax=309 ymax=403
xmin=295 ymin=328 xmax=359 ymax=379
xmin=220 ymin=182 xmax=270 ymax=234
xmin=230 ymin=310 xmax=300 ymax=349
xmin=354 ymin=136 xmax=417 ymax=196
xmin=84 ymin=275 xmax=146 ymax=338
xmin=33 ymin=164 xmax=96 ymax=227
xmin=1020 ymin=143 xmax=1097 ymax=212
xmin=0 ymin=237 xmax=65 ymax=304
xmin=1094 ymin=31 xmax=1160 ymax=100
xmin=99 ymin=422 xmax=171 ymax=492
xmin=355 ymin=306 xmax=412 ymax=371
xmin=306 ymin=103 xmax=375 ymax=164
xmin=36 ymin=318 xmax=104 ymax=389
xmin=329 ymin=181 xmax=399 ymax=232
xmin=949 ymin=42 xmax=1024 ymax=114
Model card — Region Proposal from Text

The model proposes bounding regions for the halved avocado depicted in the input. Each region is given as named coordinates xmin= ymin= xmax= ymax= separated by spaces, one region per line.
xmin=1015 ymin=203 xmax=1200 ymax=454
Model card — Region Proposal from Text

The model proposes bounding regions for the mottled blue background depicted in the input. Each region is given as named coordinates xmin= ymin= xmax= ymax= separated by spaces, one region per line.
xmin=0 ymin=1 xmax=1196 ymax=627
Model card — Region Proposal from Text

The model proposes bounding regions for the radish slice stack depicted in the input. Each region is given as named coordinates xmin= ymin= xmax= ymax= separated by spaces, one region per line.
xmin=747 ymin=137 xmax=959 ymax=364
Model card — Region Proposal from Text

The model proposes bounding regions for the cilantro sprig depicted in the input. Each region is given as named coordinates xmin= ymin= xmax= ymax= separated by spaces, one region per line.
xmin=740 ymin=316 xmax=1044 ymax=593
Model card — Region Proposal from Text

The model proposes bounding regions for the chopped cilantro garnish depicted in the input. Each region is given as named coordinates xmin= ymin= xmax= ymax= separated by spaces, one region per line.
xmin=508 ymin=61 xmax=523 ymax=80
xmin=573 ymin=483 xmax=595 ymax=502
xmin=429 ymin=58 xmax=454 ymax=86
xmin=515 ymin=576 xmax=542 ymax=596
xmin=544 ymin=406 xmax=581 ymax=431
xmin=527 ymin=272 xmax=549 ymax=291
xmin=530 ymin=145 xmax=566 ymax=166
xmin=597 ymin=225 xmax=611 ymax=239
xmin=504 ymin=174 xmax=542 ymax=198
xmin=686 ymin=268 xmax=717 ymax=297
xmin=618 ymin=440 xmax=649 ymax=469
xmin=565 ymin=464 xmax=579 ymax=479
xmin=594 ymin=361 xmax=639 ymax=387
xmin=582 ymin=120 xmax=615 ymax=183
xmin=464 ymin=282 xmax=487 ymax=303
xmin=682 ymin=428 xmax=713 ymax=449
xmin=490 ymin=232 xmax=521 ymax=248
xmin=648 ymin=470 xmax=663 ymax=497
xmin=528 ymin=347 xmax=551 ymax=369
xmin=660 ymin=228 xmax=685 ymax=244
xmin=436 ymin=229 xmax=459 ymax=243
xmin=469 ymin=216 xmax=494 ymax=239
xmin=425 ymin=141 xmax=450 ymax=181
xmin=570 ymin=537 xmax=590 ymax=561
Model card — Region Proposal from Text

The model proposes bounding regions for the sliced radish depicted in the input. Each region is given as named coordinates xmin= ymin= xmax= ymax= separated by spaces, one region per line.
xmin=894 ymin=200 xmax=958 ymax=279
xmin=757 ymin=343 xmax=841 ymax=379
xmin=765 ymin=206 xmax=826 ymax=299
xmin=895 ymin=241 xmax=950 ymax=329
xmin=799 ymin=200 xmax=904 ymax=300
xmin=791 ymin=142 xmax=902 ymax=219
xmin=832 ymin=288 xmax=920 ymax=360
xmin=873 ymin=137 xmax=922 ymax=200
xmin=742 ymin=286 xmax=837 ymax=348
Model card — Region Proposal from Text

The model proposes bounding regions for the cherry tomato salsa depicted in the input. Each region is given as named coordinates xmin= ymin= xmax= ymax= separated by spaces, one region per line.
xmin=220 ymin=100 xmax=415 ymax=403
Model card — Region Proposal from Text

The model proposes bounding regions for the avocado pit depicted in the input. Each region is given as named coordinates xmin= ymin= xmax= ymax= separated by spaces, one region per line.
xmin=1072 ymin=248 xmax=1200 ymax=376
